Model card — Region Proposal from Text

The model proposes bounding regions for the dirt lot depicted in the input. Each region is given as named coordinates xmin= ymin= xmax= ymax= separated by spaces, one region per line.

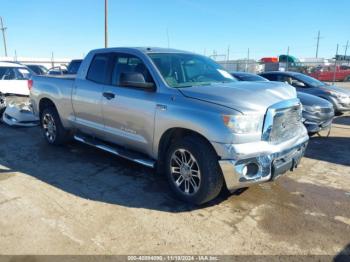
xmin=0 ymin=86 xmax=350 ymax=256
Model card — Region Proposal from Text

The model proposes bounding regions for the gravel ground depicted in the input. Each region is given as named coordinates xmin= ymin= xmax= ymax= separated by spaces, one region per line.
xmin=0 ymin=86 xmax=349 ymax=257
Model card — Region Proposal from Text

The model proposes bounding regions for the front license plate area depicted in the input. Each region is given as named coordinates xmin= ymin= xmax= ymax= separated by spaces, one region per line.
xmin=272 ymin=148 xmax=303 ymax=180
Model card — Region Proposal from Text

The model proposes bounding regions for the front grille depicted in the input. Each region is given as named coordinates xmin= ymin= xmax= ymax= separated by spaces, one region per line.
xmin=269 ymin=104 xmax=303 ymax=144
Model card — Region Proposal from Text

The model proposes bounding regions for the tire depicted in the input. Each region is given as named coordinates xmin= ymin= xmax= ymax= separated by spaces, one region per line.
xmin=308 ymin=132 xmax=317 ymax=137
xmin=165 ymin=135 xmax=224 ymax=205
xmin=0 ymin=107 xmax=5 ymax=118
xmin=0 ymin=95 xmax=6 ymax=118
xmin=41 ymin=106 xmax=70 ymax=145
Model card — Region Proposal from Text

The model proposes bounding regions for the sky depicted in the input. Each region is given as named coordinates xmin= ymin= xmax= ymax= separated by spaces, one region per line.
xmin=1 ymin=0 xmax=349 ymax=60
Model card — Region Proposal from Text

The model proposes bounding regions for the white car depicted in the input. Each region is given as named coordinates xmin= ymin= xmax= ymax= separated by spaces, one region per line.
xmin=0 ymin=62 xmax=32 ymax=96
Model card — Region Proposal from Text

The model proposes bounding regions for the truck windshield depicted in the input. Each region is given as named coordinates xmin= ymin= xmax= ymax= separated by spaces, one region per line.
xmin=148 ymin=53 xmax=236 ymax=88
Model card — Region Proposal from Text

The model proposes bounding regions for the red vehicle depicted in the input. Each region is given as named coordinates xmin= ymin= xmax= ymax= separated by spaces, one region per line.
xmin=309 ymin=65 xmax=350 ymax=82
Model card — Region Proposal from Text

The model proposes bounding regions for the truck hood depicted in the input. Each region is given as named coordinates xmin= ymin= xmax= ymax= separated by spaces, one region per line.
xmin=179 ymin=81 xmax=296 ymax=113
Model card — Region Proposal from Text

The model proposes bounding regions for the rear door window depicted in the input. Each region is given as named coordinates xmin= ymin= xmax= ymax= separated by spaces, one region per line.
xmin=87 ymin=54 xmax=111 ymax=84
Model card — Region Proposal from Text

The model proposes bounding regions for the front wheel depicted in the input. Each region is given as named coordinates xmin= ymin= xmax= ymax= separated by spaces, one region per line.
xmin=41 ymin=107 xmax=70 ymax=145
xmin=165 ymin=136 xmax=224 ymax=205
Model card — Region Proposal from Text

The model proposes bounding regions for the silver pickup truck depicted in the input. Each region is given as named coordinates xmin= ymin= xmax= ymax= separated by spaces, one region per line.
xmin=30 ymin=47 xmax=309 ymax=204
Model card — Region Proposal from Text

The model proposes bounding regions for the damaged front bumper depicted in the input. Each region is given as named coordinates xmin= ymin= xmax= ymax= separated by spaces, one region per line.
xmin=2 ymin=100 xmax=39 ymax=127
xmin=214 ymin=135 xmax=309 ymax=192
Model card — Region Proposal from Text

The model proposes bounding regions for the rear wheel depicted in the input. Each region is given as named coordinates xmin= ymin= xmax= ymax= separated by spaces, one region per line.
xmin=41 ymin=107 xmax=70 ymax=145
xmin=165 ymin=136 xmax=224 ymax=205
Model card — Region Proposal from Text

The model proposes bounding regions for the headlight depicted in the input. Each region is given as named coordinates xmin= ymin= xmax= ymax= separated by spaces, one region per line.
xmin=328 ymin=91 xmax=348 ymax=100
xmin=302 ymin=105 xmax=319 ymax=112
xmin=223 ymin=114 xmax=264 ymax=134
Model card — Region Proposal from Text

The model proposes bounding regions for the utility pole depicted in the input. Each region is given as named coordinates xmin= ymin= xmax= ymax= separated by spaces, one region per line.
xmin=104 ymin=0 xmax=108 ymax=48
xmin=286 ymin=46 xmax=290 ymax=71
xmin=245 ymin=48 xmax=250 ymax=72
xmin=345 ymin=40 xmax=349 ymax=65
xmin=332 ymin=44 xmax=339 ymax=85
xmin=0 ymin=16 xmax=8 ymax=57
xmin=315 ymin=30 xmax=322 ymax=58
xmin=227 ymin=45 xmax=230 ymax=61
xmin=344 ymin=40 xmax=349 ymax=57
xmin=51 ymin=52 xmax=54 ymax=68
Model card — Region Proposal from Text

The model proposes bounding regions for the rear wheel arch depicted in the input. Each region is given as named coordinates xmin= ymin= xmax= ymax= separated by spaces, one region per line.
xmin=39 ymin=98 xmax=57 ymax=119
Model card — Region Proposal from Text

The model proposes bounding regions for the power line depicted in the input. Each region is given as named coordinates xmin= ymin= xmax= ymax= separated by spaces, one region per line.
xmin=0 ymin=16 xmax=8 ymax=56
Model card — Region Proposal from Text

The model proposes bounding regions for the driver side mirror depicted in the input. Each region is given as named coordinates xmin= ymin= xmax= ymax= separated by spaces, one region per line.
xmin=119 ymin=72 xmax=155 ymax=91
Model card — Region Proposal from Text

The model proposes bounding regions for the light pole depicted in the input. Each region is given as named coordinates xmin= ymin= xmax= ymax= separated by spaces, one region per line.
xmin=0 ymin=16 xmax=8 ymax=57
xmin=105 ymin=0 xmax=108 ymax=48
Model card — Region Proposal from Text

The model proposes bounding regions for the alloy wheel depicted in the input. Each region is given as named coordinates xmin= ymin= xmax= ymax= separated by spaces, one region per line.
xmin=170 ymin=149 xmax=201 ymax=195
xmin=42 ymin=113 xmax=56 ymax=143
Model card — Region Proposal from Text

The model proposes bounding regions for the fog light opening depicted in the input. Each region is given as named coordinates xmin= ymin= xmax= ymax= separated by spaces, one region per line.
xmin=244 ymin=162 xmax=260 ymax=178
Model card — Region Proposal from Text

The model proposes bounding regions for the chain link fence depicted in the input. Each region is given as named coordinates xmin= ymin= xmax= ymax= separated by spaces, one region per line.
xmin=218 ymin=59 xmax=350 ymax=82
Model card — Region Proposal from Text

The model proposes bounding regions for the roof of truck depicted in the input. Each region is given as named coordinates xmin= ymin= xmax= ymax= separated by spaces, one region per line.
xmin=90 ymin=47 xmax=194 ymax=55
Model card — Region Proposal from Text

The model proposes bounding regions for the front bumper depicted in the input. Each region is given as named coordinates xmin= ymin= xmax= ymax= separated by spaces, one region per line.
xmin=2 ymin=102 xmax=39 ymax=127
xmin=336 ymin=103 xmax=350 ymax=112
xmin=302 ymin=109 xmax=334 ymax=133
xmin=332 ymin=97 xmax=350 ymax=112
xmin=304 ymin=118 xmax=332 ymax=133
xmin=216 ymin=135 xmax=309 ymax=192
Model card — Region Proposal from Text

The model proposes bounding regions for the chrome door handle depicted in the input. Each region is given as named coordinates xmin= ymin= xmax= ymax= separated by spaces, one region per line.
xmin=103 ymin=92 xmax=115 ymax=100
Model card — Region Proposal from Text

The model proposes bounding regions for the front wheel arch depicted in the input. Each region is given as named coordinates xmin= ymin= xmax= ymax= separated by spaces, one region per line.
xmin=156 ymin=128 xmax=219 ymax=174
xmin=164 ymin=135 xmax=224 ymax=204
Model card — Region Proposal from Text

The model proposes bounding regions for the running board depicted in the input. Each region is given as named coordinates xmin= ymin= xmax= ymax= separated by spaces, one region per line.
xmin=74 ymin=135 xmax=155 ymax=168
